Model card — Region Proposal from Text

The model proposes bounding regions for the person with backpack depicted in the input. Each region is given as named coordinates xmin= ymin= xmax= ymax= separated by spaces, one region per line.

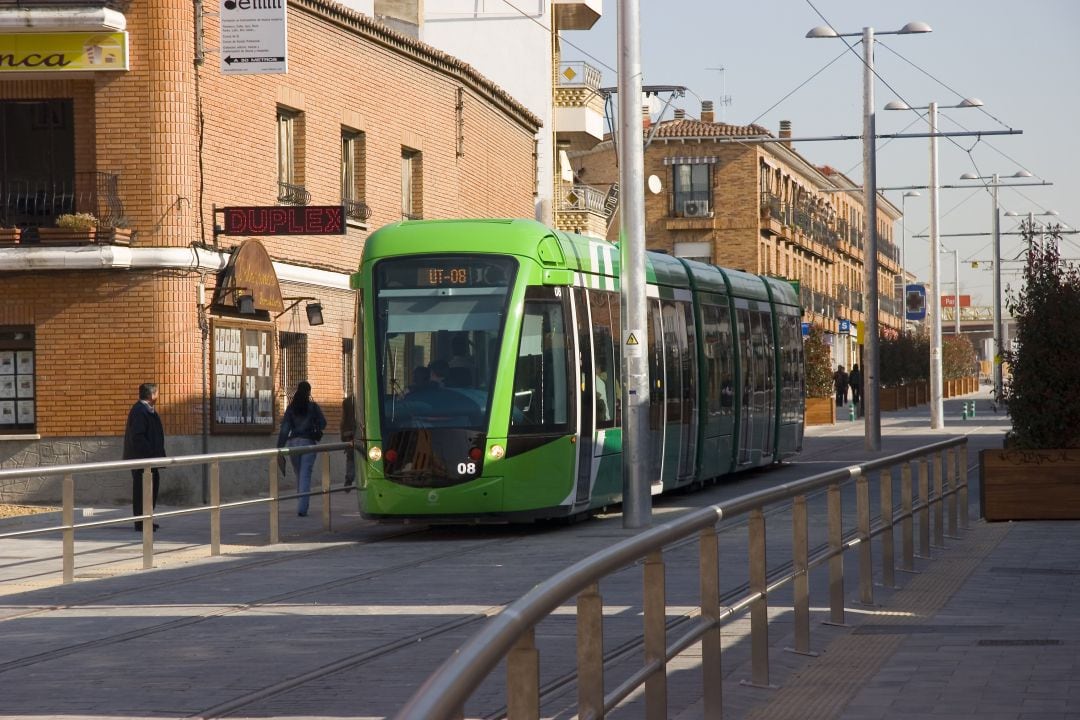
xmin=276 ymin=381 xmax=327 ymax=517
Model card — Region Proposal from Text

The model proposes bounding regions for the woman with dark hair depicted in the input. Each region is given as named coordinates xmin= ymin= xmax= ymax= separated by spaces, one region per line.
xmin=276 ymin=380 xmax=327 ymax=516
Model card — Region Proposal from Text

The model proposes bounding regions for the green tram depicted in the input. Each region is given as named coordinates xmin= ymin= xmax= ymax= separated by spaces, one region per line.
xmin=351 ymin=218 xmax=804 ymax=522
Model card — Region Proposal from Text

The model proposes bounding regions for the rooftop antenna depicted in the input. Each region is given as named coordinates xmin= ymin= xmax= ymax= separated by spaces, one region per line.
xmin=706 ymin=65 xmax=733 ymax=121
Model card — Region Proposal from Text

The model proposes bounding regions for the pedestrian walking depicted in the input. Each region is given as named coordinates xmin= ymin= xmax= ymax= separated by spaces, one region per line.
xmin=123 ymin=382 xmax=166 ymax=531
xmin=276 ymin=381 xmax=327 ymax=517
xmin=849 ymin=363 xmax=863 ymax=406
xmin=833 ymin=364 xmax=849 ymax=407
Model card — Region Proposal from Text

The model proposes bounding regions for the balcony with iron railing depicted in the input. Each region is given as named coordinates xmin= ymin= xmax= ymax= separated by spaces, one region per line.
xmin=342 ymin=197 xmax=371 ymax=223
xmin=555 ymin=61 xmax=605 ymax=147
xmin=554 ymin=184 xmax=610 ymax=238
xmin=277 ymin=181 xmax=310 ymax=207
xmin=1 ymin=171 xmax=128 ymax=242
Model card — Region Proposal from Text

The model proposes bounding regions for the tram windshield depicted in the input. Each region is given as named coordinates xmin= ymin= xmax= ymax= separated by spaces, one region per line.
xmin=374 ymin=255 xmax=516 ymax=431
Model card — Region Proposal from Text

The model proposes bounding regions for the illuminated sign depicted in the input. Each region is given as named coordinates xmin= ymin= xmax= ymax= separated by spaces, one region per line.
xmin=220 ymin=205 xmax=345 ymax=236
xmin=419 ymin=266 xmax=471 ymax=287
xmin=906 ymin=284 xmax=927 ymax=321
xmin=0 ymin=32 xmax=128 ymax=72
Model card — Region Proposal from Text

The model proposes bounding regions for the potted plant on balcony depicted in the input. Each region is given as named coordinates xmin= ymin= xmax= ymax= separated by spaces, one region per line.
xmin=37 ymin=212 xmax=98 ymax=245
xmin=803 ymin=324 xmax=835 ymax=425
xmin=980 ymin=223 xmax=1080 ymax=520
xmin=0 ymin=226 xmax=21 ymax=245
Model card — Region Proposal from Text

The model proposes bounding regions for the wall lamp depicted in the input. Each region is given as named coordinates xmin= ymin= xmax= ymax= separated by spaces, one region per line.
xmin=276 ymin=296 xmax=324 ymax=326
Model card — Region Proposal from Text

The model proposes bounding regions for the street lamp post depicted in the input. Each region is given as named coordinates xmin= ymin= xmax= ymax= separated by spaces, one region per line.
xmin=885 ymin=97 xmax=982 ymax=430
xmin=960 ymin=171 xmax=1036 ymax=402
xmin=899 ymin=190 xmax=920 ymax=308
xmin=942 ymin=248 xmax=959 ymax=335
xmin=807 ymin=20 xmax=931 ymax=451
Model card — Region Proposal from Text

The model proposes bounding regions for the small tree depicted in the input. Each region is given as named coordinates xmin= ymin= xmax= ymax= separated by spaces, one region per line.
xmin=879 ymin=329 xmax=929 ymax=386
xmin=804 ymin=324 xmax=833 ymax=398
xmin=1003 ymin=222 xmax=1080 ymax=448
xmin=942 ymin=335 xmax=978 ymax=380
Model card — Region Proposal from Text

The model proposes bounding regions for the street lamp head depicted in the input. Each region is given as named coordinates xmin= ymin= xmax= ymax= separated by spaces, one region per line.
xmin=1045 ymin=210 xmax=1060 ymax=216
xmin=805 ymin=25 xmax=839 ymax=38
xmin=897 ymin=21 xmax=933 ymax=34
xmin=903 ymin=190 xmax=921 ymax=198
xmin=1012 ymin=170 xmax=1033 ymax=178
xmin=1004 ymin=210 xmax=1019 ymax=217
xmin=957 ymin=97 xmax=984 ymax=108
xmin=884 ymin=100 xmax=911 ymax=111
xmin=959 ymin=172 xmax=979 ymax=180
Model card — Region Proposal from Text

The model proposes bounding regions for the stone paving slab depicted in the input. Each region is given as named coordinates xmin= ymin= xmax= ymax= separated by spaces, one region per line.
xmin=0 ymin=391 xmax=1052 ymax=720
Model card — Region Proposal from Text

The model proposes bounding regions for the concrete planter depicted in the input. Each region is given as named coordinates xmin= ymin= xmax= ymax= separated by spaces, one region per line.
xmin=0 ymin=228 xmax=21 ymax=245
xmin=980 ymin=448 xmax=1080 ymax=521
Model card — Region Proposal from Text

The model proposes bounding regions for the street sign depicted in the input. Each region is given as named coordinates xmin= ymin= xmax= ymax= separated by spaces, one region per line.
xmin=906 ymin=284 xmax=927 ymax=321
xmin=220 ymin=205 xmax=345 ymax=235
xmin=838 ymin=319 xmax=851 ymax=334
xmin=220 ymin=0 xmax=287 ymax=75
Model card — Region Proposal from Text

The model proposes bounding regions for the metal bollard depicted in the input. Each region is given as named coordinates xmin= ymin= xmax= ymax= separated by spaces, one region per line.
xmin=849 ymin=402 xmax=856 ymax=422
xmin=962 ymin=405 xmax=968 ymax=421
xmin=969 ymin=400 xmax=976 ymax=418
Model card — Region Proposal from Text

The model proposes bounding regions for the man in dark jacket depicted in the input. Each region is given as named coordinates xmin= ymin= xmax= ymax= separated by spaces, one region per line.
xmin=124 ymin=383 xmax=166 ymax=531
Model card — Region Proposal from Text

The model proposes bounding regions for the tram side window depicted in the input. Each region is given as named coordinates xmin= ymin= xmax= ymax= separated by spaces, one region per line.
xmin=510 ymin=293 xmax=570 ymax=433
xmin=701 ymin=304 xmax=734 ymax=418
xmin=589 ymin=290 xmax=620 ymax=428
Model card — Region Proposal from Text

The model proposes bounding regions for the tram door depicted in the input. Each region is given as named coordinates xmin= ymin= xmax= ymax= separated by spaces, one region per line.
xmin=572 ymin=288 xmax=595 ymax=505
xmin=647 ymin=299 xmax=665 ymax=487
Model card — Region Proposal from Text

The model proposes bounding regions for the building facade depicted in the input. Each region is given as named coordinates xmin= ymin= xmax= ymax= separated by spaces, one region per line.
xmin=0 ymin=0 xmax=540 ymax=503
xmin=573 ymin=104 xmax=904 ymax=367
xmin=422 ymin=0 xmax=608 ymax=236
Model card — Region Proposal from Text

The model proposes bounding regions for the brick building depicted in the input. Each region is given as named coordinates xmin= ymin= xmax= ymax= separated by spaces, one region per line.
xmin=0 ymin=0 xmax=540 ymax=503
xmin=572 ymin=102 xmax=903 ymax=366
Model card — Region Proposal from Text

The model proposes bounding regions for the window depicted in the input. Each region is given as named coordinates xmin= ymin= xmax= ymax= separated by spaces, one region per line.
xmin=588 ymin=290 xmax=620 ymax=428
xmin=701 ymin=304 xmax=734 ymax=417
xmin=672 ymin=163 xmax=711 ymax=215
xmin=342 ymin=337 xmax=354 ymax=398
xmin=279 ymin=330 xmax=308 ymax=405
xmin=341 ymin=130 xmax=368 ymax=222
xmin=510 ymin=287 xmax=570 ymax=433
xmin=277 ymin=108 xmax=307 ymax=205
xmin=401 ymin=148 xmax=423 ymax=220
xmin=0 ymin=327 xmax=35 ymax=432
xmin=212 ymin=322 xmax=275 ymax=433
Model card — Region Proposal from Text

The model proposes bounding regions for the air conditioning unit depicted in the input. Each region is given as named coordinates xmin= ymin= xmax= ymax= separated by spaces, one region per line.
xmin=683 ymin=200 xmax=711 ymax=218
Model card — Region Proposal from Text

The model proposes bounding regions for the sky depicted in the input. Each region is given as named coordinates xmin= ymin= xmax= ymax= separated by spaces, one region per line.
xmin=559 ymin=0 xmax=1080 ymax=307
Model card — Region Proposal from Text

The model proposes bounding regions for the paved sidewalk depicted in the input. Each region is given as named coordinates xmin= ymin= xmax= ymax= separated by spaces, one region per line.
xmin=3 ymin=389 xmax=1071 ymax=720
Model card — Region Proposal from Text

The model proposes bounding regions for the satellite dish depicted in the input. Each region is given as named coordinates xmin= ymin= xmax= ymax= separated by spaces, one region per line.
xmin=647 ymin=174 xmax=662 ymax=195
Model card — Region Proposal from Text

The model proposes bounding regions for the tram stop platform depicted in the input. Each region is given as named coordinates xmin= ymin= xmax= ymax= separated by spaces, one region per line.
xmin=1 ymin=389 xmax=1079 ymax=719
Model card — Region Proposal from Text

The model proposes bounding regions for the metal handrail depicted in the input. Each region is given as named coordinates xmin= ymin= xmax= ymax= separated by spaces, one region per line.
xmin=0 ymin=442 xmax=356 ymax=583
xmin=398 ymin=436 xmax=969 ymax=719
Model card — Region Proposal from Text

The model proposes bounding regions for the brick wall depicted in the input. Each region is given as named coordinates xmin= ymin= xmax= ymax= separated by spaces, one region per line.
xmin=0 ymin=0 xmax=540 ymax=453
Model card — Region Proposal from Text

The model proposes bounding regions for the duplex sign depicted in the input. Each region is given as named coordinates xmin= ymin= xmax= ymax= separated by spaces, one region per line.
xmin=221 ymin=205 xmax=345 ymax=236
xmin=220 ymin=0 xmax=287 ymax=74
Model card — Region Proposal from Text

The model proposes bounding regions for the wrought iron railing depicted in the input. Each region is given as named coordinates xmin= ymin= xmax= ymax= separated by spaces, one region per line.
xmin=277 ymin=181 xmax=310 ymax=206
xmin=342 ymin=197 xmax=371 ymax=222
xmin=1 ymin=171 xmax=125 ymax=229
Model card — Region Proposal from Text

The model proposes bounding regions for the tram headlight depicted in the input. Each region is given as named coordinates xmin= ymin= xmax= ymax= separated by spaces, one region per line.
xmin=489 ymin=444 xmax=505 ymax=460
xmin=367 ymin=446 xmax=383 ymax=462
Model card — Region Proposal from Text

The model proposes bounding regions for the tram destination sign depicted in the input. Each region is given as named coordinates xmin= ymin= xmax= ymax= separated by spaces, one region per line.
xmin=220 ymin=205 xmax=346 ymax=236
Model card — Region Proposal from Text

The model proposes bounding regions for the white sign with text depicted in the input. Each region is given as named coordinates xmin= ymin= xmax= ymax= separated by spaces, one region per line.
xmin=220 ymin=0 xmax=287 ymax=75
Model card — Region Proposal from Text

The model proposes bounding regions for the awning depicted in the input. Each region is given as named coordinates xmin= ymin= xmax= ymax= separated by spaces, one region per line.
xmin=0 ymin=7 xmax=126 ymax=33
xmin=662 ymin=156 xmax=720 ymax=166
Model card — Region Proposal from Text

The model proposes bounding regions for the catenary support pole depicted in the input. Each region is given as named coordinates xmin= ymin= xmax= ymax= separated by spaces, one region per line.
xmin=617 ymin=0 xmax=651 ymax=528
xmin=862 ymin=26 xmax=882 ymax=451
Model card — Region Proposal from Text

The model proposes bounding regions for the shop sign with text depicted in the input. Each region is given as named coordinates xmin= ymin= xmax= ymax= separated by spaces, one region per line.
xmin=0 ymin=32 xmax=128 ymax=72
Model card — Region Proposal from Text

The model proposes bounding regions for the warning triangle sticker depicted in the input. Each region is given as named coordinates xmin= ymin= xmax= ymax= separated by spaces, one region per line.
xmin=625 ymin=333 xmax=639 ymax=346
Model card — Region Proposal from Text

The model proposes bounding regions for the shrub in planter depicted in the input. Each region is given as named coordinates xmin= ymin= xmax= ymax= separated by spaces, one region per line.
xmin=1002 ymin=225 xmax=1080 ymax=449
xmin=804 ymin=324 xmax=832 ymax=398
xmin=55 ymin=212 xmax=99 ymax=230
xmin=943 ymin=335 xmax=977 ymax=381
xmin=879 ymin=329 xmax=929 ymax=387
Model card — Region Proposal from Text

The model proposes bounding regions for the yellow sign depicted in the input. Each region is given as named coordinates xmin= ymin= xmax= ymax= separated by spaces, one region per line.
xmin=856 ymin=320 xmax=865 ymax=345
xmin=0 ymin=32 xmax=129 ymax=72
xmin=625 ymin=333 xmax=639 ymax=346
